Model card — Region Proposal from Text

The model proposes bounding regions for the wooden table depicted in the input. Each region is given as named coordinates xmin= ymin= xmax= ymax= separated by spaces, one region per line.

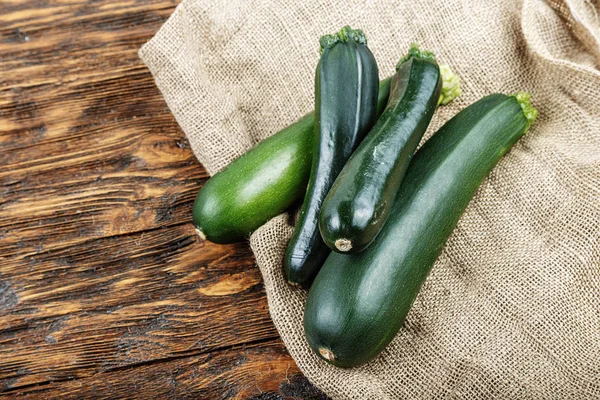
xmin=0 ymin=1 xmax=326 ymax=398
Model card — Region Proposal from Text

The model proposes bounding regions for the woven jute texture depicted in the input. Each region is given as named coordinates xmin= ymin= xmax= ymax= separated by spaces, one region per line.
xmin=140 ymin=0 xmax=600 ymax=398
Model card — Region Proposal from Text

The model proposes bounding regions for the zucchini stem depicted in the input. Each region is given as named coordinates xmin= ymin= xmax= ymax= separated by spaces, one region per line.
xmin=514 ymin=91 xmax=539 ymax=132
xmin=195 ymin=228 xmax=206 ymax=241
xmin=396 ymin=43 xmax=436 ymax=68
xmin=319 ymin=26 xmax=367 ymax=53
xmin=396 ymin=43 xmax=437 ymax=71
xmin=318 ymin=347 xmax=335 ymax=362
xmin=334 ymin=238 xmax=353 ymax=252
xmin=396 ymin=44 xmax=461 ymax=106
xmin=438 ymin=64 xmax=462 ymax=106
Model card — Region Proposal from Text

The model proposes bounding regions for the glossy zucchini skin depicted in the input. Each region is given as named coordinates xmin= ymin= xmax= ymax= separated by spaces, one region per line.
xmin=304 ymin=93 xmax=537 ymax=368
xmin=284 ymin=27 xmax=379 ymax=288
xmin=319 ymin=51 xmax=442 ymax=253
xmin=192 ymin=78 xmax=392 ymax=244
xmin=192 ymin=115 xmax=313 ymax=244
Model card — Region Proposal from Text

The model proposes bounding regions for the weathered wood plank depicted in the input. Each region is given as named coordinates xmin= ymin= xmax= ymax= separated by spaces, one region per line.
xmin=1 ymin=0 xmax=195 ymax=259
xmin=0 ymin=0 xmax=321 ymax=397
xmin=0 ymin=6 xmax=199 ymax=259
xmin=2 ymin=341 xmax=324 ymax=400
xmin=0 ymin=225 xmax=286 ymax=389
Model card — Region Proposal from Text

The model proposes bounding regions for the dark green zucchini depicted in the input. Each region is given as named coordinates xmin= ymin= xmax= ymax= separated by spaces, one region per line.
xmin=320 ymin=45 xmax=460 ymax=253
xmin=284 ymin=26 xmax=379 ymax=288
xmin=192 ymin=78 xmax=392 ymax=244
xmin=304 ymin=92 xmax=538 ymax=368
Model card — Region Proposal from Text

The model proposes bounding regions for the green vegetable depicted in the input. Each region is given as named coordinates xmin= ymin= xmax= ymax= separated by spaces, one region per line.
xmin=319 ymin=45 xmax=460 ymax=253
xmin=304 ymin=92 xmax=537 ymax=368
xmin=192 ymin=115 xmax=313 ymax=244
xmin=284 ymin=26 xmax=380 ymax=288
xmin=192 ymin=78 xmax=393 ymax=244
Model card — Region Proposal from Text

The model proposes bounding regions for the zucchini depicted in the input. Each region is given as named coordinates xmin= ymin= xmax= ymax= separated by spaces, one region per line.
xmin=284 ymin=26 xmax=379 ymax=288
xmin=192 ymin=115 xmax=313 ymax=244
xmin=319 ymin=45 xmax=460 ymax=253
xmin=192 ymin=78 xmax=392 ymax=244
xmin=304 ymin=92 xmax=538 ymax=368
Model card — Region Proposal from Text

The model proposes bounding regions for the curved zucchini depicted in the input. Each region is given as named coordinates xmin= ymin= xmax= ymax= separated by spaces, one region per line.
xmin=320 ymin=45 xmax=460 ymax=253
xmin=192 ymin=115 xmax=313 ymax=244
xmin=304 ymin=92 xmax=538 ymax=368
xmin=284 ymin=26 xmax=379 ymax=288
xmin=192 ymin=78 xmax=392 ymax=244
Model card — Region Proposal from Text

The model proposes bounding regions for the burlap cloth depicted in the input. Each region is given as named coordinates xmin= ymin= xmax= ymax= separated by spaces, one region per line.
xmin=139 ymin=0 xmax=600 ymax=398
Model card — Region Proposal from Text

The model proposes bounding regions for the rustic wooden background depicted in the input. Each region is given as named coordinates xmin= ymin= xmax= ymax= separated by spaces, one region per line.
xmin=0 ymin=1 xmax=326 ymax=398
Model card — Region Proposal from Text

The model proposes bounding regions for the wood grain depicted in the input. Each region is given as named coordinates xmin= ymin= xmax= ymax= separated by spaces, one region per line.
xmin=9 ymin=340 xmax=321 ymax=400
xmin=0 ymin=0 xmax=325 ymax=398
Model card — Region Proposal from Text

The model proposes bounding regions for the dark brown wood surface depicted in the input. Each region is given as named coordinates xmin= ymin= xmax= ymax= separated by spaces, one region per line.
xmin=0 ymin=1 xmax=325 ymax=398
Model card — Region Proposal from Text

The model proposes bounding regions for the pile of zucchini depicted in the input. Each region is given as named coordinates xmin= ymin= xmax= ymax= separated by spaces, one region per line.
xmin=192 ymin=26 xmax=538 ymax=368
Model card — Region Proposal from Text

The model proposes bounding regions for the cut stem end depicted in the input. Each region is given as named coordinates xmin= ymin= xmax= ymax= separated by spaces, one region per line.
xmin=335 ymin=238 xmax=353 ymax=252
xmin=195 ymin=228 xmax=206 ymax=241
xmin=514 ymin=91 xmax=538 ymax=132
xmin=438 ymin=64 xmax=461 ymax=106
xmin=319 ymin=25 xmax=367 ymax=53
xmin=319 ymin=347 xmax=335 ymax=362
xmin=396 ymin=43 xmax=436 ymax=70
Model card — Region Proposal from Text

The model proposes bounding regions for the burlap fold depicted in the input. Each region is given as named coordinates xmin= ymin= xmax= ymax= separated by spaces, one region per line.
xmin=139 ymin=0 xmax=600 ymax=398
